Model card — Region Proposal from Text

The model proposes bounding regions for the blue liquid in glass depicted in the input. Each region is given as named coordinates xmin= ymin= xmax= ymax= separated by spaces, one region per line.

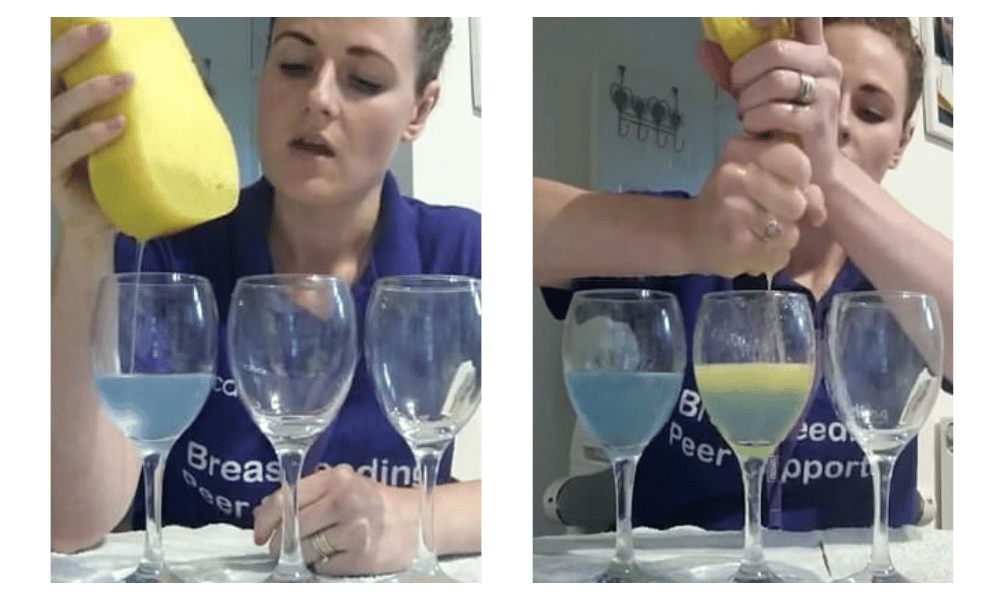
xmin=95 ymin=373 xmax=213 ymax=442
xmin=565 ymin=370 xmax=684 ymax=455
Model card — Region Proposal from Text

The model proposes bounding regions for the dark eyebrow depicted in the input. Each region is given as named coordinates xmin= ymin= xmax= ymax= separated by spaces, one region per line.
xmin=273 ymin=30 xmax=315 ymax=47
xmin=859 ymin=83 xmax=888 ymax=96
xmin=857 ymin=83 xmax=897 ymax=108
xmin=271 ymin=32 xmax=390 ymax=66
xmin=346 ymin=45 xmax=391 ymax=64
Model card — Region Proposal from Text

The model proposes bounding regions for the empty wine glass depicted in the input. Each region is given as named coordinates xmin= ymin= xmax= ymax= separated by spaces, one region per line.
xmin=692 ymin=290 xmax=819 ymax=582
xmin=562 ymin=289 xmax=686 ymax=582
xmin=90 ymin=272 xmax=218 ymax=582
xmin=227 ymin=274 xmax=358 ymax=582
xmin=825 ymin=291 xmax=943 ymax=583
xmin=365 ymin=275 xmax=482 ymax=583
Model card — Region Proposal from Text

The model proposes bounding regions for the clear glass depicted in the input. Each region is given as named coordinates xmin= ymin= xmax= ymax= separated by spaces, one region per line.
xmin=365 ymin=275 xmax=482 ymax=583
xmin=227 ymin=274 xmax=358 ymax=582
xmin=90 ymin=272 xmax=218 ymax=583
xmin=562 ymin=289 xmax=687 ymax=582
xmin=692 ymin=290 xmax=819 ymax=582
xmin=824 ymin=291 xmax=943 ymax=583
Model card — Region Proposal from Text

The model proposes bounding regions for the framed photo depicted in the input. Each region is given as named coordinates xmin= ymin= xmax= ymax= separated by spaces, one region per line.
xmin=920 ymin=17 xmax=953 ymax=146
xmin=470 ymin=17 xmax=481 ymax=117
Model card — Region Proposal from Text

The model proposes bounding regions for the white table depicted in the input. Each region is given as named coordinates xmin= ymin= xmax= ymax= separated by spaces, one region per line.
xmin=51 ymin=524 xmax=481 ymax=583
xmin=533 ymin=526 xmax=952 ymax=582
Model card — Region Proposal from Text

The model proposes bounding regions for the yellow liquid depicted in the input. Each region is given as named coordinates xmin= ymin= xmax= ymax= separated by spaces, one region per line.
xmin=695 ymin=362 xmax=813 ymax=460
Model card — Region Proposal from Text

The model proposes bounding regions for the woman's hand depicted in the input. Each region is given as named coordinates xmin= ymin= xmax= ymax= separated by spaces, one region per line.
xmin=253 ymin=464 xmax=418 ymax=576
xmin=51 ymin=21 xmax=133 ymax=238
xmin=730 ymin=18 xmax=843 ymax=184
xmin=692 ymin=133 xmax=825 ymax=277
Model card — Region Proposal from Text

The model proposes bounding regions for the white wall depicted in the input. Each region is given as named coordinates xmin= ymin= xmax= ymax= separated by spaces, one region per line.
xmin=413 ymin=18 xmax=482 ymax=214
xmin=533 ymin=17 xmax=953 ymax=536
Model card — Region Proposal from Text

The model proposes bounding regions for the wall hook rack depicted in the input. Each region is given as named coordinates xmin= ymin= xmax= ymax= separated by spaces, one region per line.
xmin=609 ymin=64 xmax=685 ymax=152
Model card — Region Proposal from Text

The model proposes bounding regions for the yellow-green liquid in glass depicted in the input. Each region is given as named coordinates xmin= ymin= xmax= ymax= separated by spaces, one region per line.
xmin=695 ymin=362 xmax=813 ymax=460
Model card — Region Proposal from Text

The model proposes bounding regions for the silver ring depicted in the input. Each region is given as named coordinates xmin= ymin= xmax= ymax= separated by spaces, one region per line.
xmin=764 ymin=218 xmax=782 ymax=239
xmin=310 ymin=531 xmax=337 ymax=561
xmin=793 ymin=72 xmax=817 ymax=105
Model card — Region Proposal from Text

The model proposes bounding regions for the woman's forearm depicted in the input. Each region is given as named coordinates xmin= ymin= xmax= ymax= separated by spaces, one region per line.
xmin=433 ymin=480 xmax=481 ymax=556
xmin=51 ymin=227 xmax=140 ymax=552
xmin=820 ymin=158 xmax=954 ymax=380
xmin=533 ymin=177 xmax=697 ymax=288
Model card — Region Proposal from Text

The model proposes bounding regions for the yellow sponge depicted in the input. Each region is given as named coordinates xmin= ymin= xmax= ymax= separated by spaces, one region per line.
xmin=701 ymin=17 xmax=794 ymax=61
xmin=52 ymin=17 xmax=239 ymax=242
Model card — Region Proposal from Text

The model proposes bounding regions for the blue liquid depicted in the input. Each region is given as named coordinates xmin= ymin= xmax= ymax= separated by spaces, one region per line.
xmin=565 ymin=370 xmax=684 ymax=455
xmin=95 ymin=373 xmax=213 ymax=442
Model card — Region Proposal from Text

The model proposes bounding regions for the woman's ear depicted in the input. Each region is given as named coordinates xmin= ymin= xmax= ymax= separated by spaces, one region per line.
xmin=888 ymin=118 xmax=916 ymax=170
xmin=401 ymin=80 xmax=441 ymax=142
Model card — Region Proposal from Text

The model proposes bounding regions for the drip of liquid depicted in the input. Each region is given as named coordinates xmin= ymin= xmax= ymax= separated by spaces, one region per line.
xmin=127 ymin=242 xmax=147 ymax=374
xmin=762 ymin=273 xmax=786 ymax=363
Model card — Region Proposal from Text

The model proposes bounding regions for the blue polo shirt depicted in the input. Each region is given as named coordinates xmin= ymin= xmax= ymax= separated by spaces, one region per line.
xmin=542 ymin=189 xmax=951 ymax=531
xmin=114 ymin=173 xmax=481 ymax=528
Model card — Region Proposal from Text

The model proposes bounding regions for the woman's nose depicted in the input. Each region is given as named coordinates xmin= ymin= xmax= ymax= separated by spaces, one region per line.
xmin=306 ymin=61 xmax=340 ymax=119
xmin=836 ymin=95 xmax=852 ymax=147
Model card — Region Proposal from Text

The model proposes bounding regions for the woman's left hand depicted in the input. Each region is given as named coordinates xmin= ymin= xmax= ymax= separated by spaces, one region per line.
xmin=253 ymin=463 xmax=418 ymax=576
xmin=730 ymin=18 xmax=843 ymax=184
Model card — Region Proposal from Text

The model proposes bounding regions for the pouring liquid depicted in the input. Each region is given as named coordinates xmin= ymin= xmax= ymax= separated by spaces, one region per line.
xmin=763 ymin=272 xmax=786 ymax=363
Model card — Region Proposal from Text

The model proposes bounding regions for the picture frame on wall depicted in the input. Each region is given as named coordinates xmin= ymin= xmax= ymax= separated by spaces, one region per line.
xmin=470 ymin=17 xmax=481 ymax=117
xmin=920 ymin=17 xmax=953 ymax=146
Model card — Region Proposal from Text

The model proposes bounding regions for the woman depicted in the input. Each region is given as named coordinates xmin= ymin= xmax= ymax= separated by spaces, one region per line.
xmin=535 ymin=18 xmax=952 ymax=530
xmin=51 ymin=18 xmax=481 ymax=576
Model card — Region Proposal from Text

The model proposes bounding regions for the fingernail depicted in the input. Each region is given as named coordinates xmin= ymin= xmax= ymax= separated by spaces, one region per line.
xmin=108 ymin=115 xmax=125 ymax=131
xmin=88 ymin=21 xmax=110 ymax=39
xmin=113 ymin=72 xmax=134 ymax=90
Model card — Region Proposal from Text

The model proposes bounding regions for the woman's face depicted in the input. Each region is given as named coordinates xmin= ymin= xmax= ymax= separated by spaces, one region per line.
xmin=825 ymin=24 xmax=915 ymax=183
xmin=256 ymin=18 xmax=438 ymax=204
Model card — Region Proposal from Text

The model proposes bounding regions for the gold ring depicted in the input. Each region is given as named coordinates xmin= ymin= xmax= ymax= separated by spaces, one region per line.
xmin=310 ymin=530 xmax=336 ymax=560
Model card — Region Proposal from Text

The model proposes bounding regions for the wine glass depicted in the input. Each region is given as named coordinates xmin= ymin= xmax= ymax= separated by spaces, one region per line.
xmin=227 ymin=274 xmax=358 ymax=582
xmin=824 ymin=291 xmax=943 ymax=583
xmin=90 ymin=272 xmax=218 ymax=583
xmin=561 ymin=289 xmax=686 ymax=582
xmin=365 ymin=275 xmax=482 ymax=583
xmin=692 ymin=290 xmax=818 ymax=582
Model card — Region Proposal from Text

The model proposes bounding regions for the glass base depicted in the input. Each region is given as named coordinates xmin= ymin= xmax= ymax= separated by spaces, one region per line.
xmin=378 ymin=565 xmax=458 ymax=583
xmin=264 ymin=568 xmax=319 ymax=583
xmin=593 ymin=559 xmax=674 ymax=583
xmin=665 ymin=559 xmax=823 ymax=583
xmin=835 ymin=564 xmax=910 ymax=583
xmin=119 ymin=565 xmax=184 ymax=583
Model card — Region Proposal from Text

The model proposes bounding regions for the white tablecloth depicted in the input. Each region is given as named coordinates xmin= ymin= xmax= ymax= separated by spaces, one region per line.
xmin=533 ymin=526 xmax=952 ymax=582
xmin=51 ymin=524 xmax=481 ymax=583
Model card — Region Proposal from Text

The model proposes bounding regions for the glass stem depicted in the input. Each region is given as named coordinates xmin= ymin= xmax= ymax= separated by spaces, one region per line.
xmin=610 ymin=455 xmax=638 ymax=565
xmin=868 ymin=453 xmax=897 ymax=574
xmin=274 ymin=447 xmax=310 ymax=580
xmin=137 ymin=449 xmax=168 ymax=578
xmin=411 ymin=446 xmax=444 ymax=574
xmin=740 ymin=457 xmax=767 ymax=570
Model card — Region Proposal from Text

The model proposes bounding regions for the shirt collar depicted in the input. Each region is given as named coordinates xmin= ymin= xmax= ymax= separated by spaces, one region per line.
xmin=234 ymin=172 xmax=420 ymax=286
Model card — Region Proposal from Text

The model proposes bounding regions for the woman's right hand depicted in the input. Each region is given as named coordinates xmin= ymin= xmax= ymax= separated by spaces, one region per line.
xmin=51 ymin=20 xmax=133 ymax=238
xmin=690 ymin=133 xmax=825 ymax=278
